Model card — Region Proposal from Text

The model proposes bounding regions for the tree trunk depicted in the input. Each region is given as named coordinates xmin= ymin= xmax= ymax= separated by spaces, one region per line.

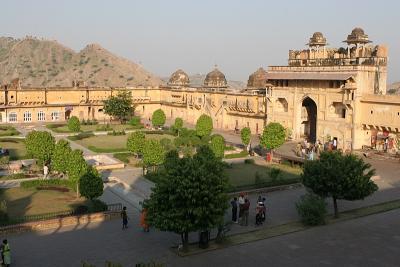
xmin=333 ymin=197 xmax=339 ymax=218
xmin=76 ymin=183 xmax=80 ymax=199
xmin=180 ymin=231 xmax=189 ymax=251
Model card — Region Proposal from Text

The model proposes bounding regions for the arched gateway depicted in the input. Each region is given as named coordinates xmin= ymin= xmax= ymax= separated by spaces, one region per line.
xmin=301 ymin=97 xmax=317 ymax=143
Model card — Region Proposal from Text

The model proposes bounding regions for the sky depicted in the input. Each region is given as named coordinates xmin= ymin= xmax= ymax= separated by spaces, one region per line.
xmin=1 ymin=0 xmax=399 ymax=83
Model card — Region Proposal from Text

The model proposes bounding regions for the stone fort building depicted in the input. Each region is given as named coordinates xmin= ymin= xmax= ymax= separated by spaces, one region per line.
xmin=1 ymin=28 xmax=399 ymax=150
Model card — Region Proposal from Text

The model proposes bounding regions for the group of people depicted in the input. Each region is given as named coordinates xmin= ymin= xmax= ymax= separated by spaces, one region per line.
xmin=121 ymin=206 xmax=149 ymax=232
xmin=295 ymin=138 xmax=340 ymax=160
xmin=231 ymin=194 xmax=266 ymax=227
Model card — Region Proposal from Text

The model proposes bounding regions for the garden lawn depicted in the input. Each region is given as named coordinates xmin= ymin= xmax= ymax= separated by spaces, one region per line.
xmin=76 ymin=134 xmax=174 ymax=153
xmin=0 ymin=187 xmax=89 ymax=218
xmin=0 ymin=138 xmax=28 ymax=160
xmin=47 ymin=123 xmax=137 ymax=133
xmin=225 ymin=162 xmax=302 ymax=191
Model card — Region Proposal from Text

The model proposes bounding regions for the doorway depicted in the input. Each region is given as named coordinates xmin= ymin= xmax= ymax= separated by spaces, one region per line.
xmin=301 ymin=97 xmax=317 ymax=143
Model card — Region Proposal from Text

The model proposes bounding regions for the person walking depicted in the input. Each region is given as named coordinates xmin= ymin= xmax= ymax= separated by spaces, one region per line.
xmin=43 ymin=164 xmax=49 ymax=179
xmin=230 ymin=197 xmax=238 ymax=223
xmin=121 ymin=206 xmax=129 ymax=229
xmin=238 ymin=194 xmax=245 ymax=222
xmin=1 ymin=239 xmax=10 ymax=267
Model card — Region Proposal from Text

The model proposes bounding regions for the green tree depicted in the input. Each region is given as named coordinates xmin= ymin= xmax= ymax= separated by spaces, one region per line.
xmin=79 ymin=167 xmax=104 ymax=200
xmin=260 ymin=122 xmax=286 ymax=154
xmin=195 ymin=114 xmax=213 ymax=137
xmin=126 ymin=131 xmax=146 ymax=156
xmin=67 ymin=116 xmax=81 ymax=132
xmin=240 ymin=127 xmax=251 ymax=150
xmin=25 ymin=131 xmax=55 ymax=165
xmin=210 ymin=134 xmax=225 ymax=158
xmin=66 ymin=149 xmax=89 ymax=196
xmin=143 ymin=139 xmax=165 ymax=168
xmin=128 ymin=116 xmax=141 ymax=126
xmin=51 ymin=139 xmax=72 ymax=174
xmin=103 ymin=91 xmax=134 ymax=123
xmin=144 ymin=146 xmax=228 ymax=249
xmin=151 ymin=109 xmax=166 ymax=128
xmin=301 ymin=151 xmax=378 ymax=218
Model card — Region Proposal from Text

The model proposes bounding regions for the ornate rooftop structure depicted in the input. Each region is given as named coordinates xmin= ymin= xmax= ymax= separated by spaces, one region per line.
xmin=247 ymin=67 xmax=267 ymax=88
xmin=168 ymin=69 xmax=190 ymax=86
xmin=344 ymin=27 xmax=371 ymax=45
xmin=307 ymin=32 xmax=327 ymax=47
xmin=204 ymin=67 xmax=227 ymax=88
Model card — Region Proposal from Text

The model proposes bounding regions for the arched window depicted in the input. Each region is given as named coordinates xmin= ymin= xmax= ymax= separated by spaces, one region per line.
xmin=8 ymin=112 xmax=17 ymax=122
xmin=38 ymin=111 xmax=46 ymax=121
xmin=23 ymin=111 xmax=32 ymax=122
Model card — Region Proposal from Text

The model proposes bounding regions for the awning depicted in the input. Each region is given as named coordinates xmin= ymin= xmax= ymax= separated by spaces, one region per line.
xmin=265 ymin=72 xmax=356 ymax=81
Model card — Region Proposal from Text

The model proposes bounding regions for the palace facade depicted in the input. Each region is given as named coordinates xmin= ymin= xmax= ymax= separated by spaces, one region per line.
xmin=1 ymin=28 xmax=399 ymax=150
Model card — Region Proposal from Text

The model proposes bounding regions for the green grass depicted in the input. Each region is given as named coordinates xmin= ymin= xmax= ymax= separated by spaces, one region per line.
xmin=0 ymin=125 xmax=20 ymax=137
xmin=0 ymin=173 xmax=37 ymax=180
xmin=0 ymin=187 xmax=89 ymax=218
xmin=225 ymin=162 xmax=302 ymax=191
xmin=224 ymin=150 xmax=248 ymax=159
xmin=0 ymin=138 xmax=28 ymax=160
xmin=76 ymin=134 xmax=174 ymax=153
xmin=113 ymin=152 xmax=134 ymax=163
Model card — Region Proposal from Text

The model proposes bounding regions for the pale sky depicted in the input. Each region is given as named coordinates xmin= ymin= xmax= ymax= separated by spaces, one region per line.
xmin=1 ymin=0 xmax=399 ymax=83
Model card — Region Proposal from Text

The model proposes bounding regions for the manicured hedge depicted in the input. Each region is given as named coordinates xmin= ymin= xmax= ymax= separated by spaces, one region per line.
xmin=224 ymin=150 xmax=248 ymax=159
xmin=20 ymin=179 xmax=76 ymax=191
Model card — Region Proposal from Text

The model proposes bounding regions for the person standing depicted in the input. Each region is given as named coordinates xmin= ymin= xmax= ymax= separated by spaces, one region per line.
xmin=140 ymin=208 xmax=149 ymax=232
xmin=230 ymin=197 xmax=238 ymax=223
xmin=1 ymin=239 xmax=10 ymax=267
xmin=43 ymin=164 xmax=49 ymax=179
xmin=238 ymin=194 xmax=245 ymax=222
xmin=121 ymin=206 xmax=129 ymax=229
xmin=241 ymin=198 xmax=250 ymax=226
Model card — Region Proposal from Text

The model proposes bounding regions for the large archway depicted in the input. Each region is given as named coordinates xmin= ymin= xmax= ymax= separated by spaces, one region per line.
xmin=301 ymin=97 xmax=317 ymax=143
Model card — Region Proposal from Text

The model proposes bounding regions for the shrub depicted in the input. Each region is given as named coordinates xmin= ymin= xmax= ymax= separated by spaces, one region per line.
xmin=296 ymin=193 xmax=327 ymax=226
xmin=20 ymin=179 xmax=76 ymax=191
xmin=127 ymin=131 xmax=145 ymax=155
xmin=143 ymin=139 xmax=165 ymax=167
xmin=0 ymin=200 xmax=8 ymax=222
xmin=210 ymin=134 xmax=225 ymax=158
xmin=107 ymin=130 xmax=125 ymax=136
xmin=152 ymin=109 xmax=166 ymax=127
xmin=129 ymin=116 xmax=141 ymax=126
xmin=67 ymin=116 xmax=81 ymax=132
xmin=195 ymin=114 xmax=213 ymax=137
xmin=96 ymin=124 xmax=112 ymax=131
xmin=160 ymin=138 xmax=174 ymax=151
xmin=79 ymin=167 xmax=104 ymax=200
xmin=269 ymin=167 xmax=282 ymax=182
xmin=67 ymin=132 xmax=94 ymax=141
xmin=244 ymin=158 xmax=254 ymax=164
xmin=224 ymin=150 xmax=248 ymax=159
xmin=90 ymin=199 xmax=108 ymax=212
xmin=52 ymin=139 xmax=72 ymax=174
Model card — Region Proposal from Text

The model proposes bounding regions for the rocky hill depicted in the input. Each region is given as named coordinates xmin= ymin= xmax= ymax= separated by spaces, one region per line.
xmin=387 ymin=82 xmax=400 ymax=95
xmin=0 ymin=36 xmax=162 ymax=87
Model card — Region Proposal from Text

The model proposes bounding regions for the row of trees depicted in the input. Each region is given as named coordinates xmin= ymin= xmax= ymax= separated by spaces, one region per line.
xmin=25 ymin=131 xmax=103 ymax=200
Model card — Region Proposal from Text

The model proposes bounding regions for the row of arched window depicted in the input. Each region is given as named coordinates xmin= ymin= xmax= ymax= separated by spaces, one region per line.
xmin=8 ymin=111 xmax=60 ymax=122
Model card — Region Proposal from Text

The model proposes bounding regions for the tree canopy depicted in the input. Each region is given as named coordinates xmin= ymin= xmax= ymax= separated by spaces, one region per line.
xmin=195 ymin=114 xmax=213 ymax=137
xmin=301 ymin=151 xmax=378 ymax=217
xmin=51 ymin=139 xmax=72 ymax=174
xmin=126 ymin=131 xmax=146 ymax=156
xmin=260 ymin=122 xmax=286 ymax=150
xmin=25 ymin=131 xmax=55 ymax=165
xmin=144 ymin=146 xmax=229 ymax=248
xmin=210 ymin=134 xmax=225 ymax=158
xmin=142 ymin=139 xmax=165 ymax=167
xmin=103 ymin=91 xmax=134 ymax=123
xmin=152 ymin=109 xmax=166 ymax=127
xmin=240 ymin=127 xmax=251 ymax=147
xmin=67 ymin=116 xmax=81 ymax=132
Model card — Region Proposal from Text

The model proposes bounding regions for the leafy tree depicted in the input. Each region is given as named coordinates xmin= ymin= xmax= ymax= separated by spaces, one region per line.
xmin=126 ymin=131 xmax=146 ymax=156
xmin=103 ymin=91 xmax=134 ymax=123
xmin=240 ymin=127 xmax=251 ymax=150
xmin=210 ymin=134 xmax=225 ymax=158
xmin=144 ymin=146 xmax=229 ymax=249
xmin=128 ymin=116 xmax=141 ymax=126
xmin=67 ymin=116 xmax=81 ymax=132
xmin=301 ymin=151 xmax=378 ymax=217
xmin=25 ymin=131 xmax=55 ymax=165
xmin=296 ymin=193 xmax=327 ymax=226
xmin=51 ymin=139 xmax=72 ymax=174
xmin=260 ymin=122 xmax=286 ymax=152
xmin=152 ymin=109 xmax=166 ymax=127
xmin=66 ymin=149 xmax=89 ymax=196
xmin=195 ymin=114 xmax=213 ymax=137
xmin=79 ymin=167 xmax=104 ymax=200
xmin=142 ymin=139 xmax=165 ymax=168
xmin=172 ymin=117 xmax=184 ymax=136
